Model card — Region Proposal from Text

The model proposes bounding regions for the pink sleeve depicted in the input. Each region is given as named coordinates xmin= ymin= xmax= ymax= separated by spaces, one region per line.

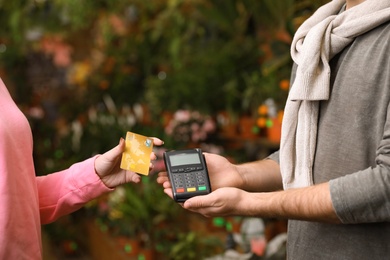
xmin=36 ymin=156 xmax=113 ymax=224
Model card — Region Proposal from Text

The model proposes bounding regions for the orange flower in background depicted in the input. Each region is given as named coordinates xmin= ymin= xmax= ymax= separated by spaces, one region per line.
xmin=257 ymin=117 xmax=266 ymax=128
xmin=258 ymin=104 xmax=268 ymax=115
xmin=279 ymin=79 xmax=290 ymax=90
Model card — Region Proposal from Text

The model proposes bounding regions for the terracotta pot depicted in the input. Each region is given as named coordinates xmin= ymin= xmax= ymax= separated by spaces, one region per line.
xmin=162 ymin=111 xmax=174 ymax=127
xmin=267 ymin=118 xmax=281 ymax=143
xmin=238 ymin=116 xmax=257 ymax=139
xmin=115 ymin=236 xmax=140 ymax=257
xmin=226 ymin=217 xmax=242 ymax=233
xmin=138 ymin=248 xmax=156 ymax=260
xmin=217 ymin=111 xmax=238 ymax=138
xmin=85 ymin=221 xmax=135 ymax=260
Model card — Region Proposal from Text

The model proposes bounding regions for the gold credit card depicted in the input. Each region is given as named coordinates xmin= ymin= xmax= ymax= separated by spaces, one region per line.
xmin=120 ymin=132 xmax=154 ymax=175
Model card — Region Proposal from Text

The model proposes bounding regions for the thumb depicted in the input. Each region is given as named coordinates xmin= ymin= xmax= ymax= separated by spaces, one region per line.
xmin=103 ymin=138 xmax=125 ymax=161
xmin=183 ymin=196 xmax=207 ymax=209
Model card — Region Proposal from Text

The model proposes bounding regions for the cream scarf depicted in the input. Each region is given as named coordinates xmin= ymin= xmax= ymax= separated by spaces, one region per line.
xmin=280 ymin=0 xmax=390 ymax=189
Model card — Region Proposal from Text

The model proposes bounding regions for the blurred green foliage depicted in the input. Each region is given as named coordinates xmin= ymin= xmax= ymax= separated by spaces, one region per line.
xmin=0 ymin=0 xmax=328 ymax=114
xmin=0 ymin=1 xmax=328 ymax=257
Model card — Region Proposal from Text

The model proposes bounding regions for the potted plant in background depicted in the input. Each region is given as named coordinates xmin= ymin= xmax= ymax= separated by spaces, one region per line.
xmin=169 ymin=232 xmax=223 ymax=260
xmin=112 ymin=177 xmax=186 ymax=259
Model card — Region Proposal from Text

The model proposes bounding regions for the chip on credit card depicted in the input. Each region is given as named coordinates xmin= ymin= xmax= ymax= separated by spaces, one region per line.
xmin=120 ymin=132 xmax=154 ymax=175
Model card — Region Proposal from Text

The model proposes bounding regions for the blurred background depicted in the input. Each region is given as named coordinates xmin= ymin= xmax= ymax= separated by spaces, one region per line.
xmin=0 ymin=0 xmax=328 ymax=259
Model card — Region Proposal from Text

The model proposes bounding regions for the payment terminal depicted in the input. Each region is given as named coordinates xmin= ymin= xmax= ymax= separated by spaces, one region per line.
xmin=163 ymin=148 xmax=212 ymax=202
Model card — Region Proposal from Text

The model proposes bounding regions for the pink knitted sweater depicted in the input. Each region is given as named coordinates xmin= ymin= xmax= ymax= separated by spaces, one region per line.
xmin=0 ymin=79 xmax=111 ymax=259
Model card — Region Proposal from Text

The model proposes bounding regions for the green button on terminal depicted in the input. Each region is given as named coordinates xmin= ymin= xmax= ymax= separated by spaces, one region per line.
xmin=198 ymin=186 xmax=207 ymax=191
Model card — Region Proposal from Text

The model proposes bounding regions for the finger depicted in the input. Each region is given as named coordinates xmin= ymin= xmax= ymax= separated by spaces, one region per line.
xmin=150 ymin=137 xmax=164 ymax=146
xmin=130 ymin=173 xmax=142 ymax=183
xmin=183 ymin=198 xmax=195 ymax=209
xmin=122 ymin=170 xmax=141 ymax=184
xmin=102 ymin=138 xmax=125 ymax=162
xmin=162 ymin=181 xmax=172 ymax=189
xmin=158 ymin=171 xmax=168 ymax=177
xmin=184 ymin=195 xmax=211 ymax=210
xmin=163 ymin=188 xmax=174 ymax=199
xmin=150 ymin=152 xmax=157 ymax=161
xmin=148 ymin=163 xmax=155 ymax=170
xmin=156 ymin=175 xmax=169 ymax=184
xmin=203 ymin=152 xmax=212 ymax=159
xmin=156 ymin=176 xmax=164 ymax=184
xmin=182 ymin=198 xmax=212 ymax=217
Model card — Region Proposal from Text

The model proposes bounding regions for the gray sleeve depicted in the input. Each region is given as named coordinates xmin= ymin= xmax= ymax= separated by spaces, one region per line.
xmin=330 ymin=99 xmax=390 ymax=224
xmin=267 ymin=150 xmax=280 ymax=164
xmin=323 ymin=24 xmax=390 ymax=224
xmin=329 ymin=166 xmax=390 ymax=224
